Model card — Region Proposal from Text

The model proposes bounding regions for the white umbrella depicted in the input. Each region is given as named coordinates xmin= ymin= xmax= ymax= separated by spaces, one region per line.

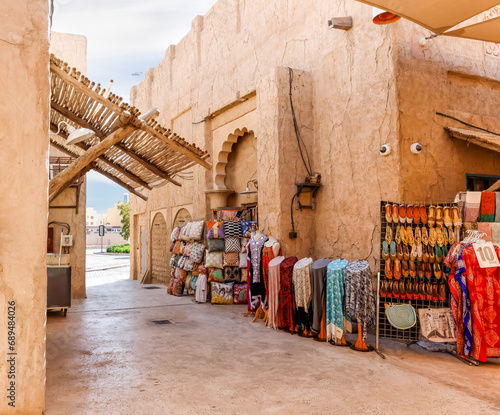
xmin=356 ymin=0 xmax=500 ymax=36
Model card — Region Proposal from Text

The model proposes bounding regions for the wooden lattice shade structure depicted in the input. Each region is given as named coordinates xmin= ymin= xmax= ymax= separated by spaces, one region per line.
xmin=49 ymin=54 xmax=211 ymax=202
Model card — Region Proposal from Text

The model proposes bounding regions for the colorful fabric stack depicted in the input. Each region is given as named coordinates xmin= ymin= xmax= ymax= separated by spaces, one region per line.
xmin=326 ymin=259 xmax=349 ymax=344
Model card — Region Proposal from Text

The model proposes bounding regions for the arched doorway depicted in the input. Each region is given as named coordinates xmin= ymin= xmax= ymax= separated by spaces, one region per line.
xmin=173 ymin=208 xmax=192 ymax=228
xmin=150 ymin=212 xmax=169 ymax=285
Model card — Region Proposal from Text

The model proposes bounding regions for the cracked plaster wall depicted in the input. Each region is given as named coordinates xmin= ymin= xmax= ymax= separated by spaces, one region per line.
xmin=0 ymin=0 xmax=50 ymax=412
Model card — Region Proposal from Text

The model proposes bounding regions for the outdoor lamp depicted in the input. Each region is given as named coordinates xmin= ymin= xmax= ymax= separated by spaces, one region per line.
xmin=56 ymin=121 xmax=95 ymax=145
xmin=240 ymin=179 xmax=258 ymax=195
xmin=372 ymin=7 xmax=400 ymax=25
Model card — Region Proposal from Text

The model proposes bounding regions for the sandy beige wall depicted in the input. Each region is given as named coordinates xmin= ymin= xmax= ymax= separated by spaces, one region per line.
xmin=0 ymin=0 xmax=49 ymax=412
xmin=395 ymin=20 xmax=500 ymax=202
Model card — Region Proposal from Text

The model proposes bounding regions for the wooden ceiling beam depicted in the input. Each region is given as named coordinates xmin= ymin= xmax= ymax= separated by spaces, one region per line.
xmin=91 ymin=163 xmax=148 ymax=201
xmin=50 ymin=123 xmax=152 ymax=190
xmin=49 ymin=117 xmax=134 ymax=201
xmin=51 ymin=100 xmax=104 ymax=138
xmin=114 ymin=143 xmax=181 ymax=187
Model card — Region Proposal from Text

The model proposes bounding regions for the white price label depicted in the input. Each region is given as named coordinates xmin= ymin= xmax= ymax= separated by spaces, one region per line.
xmin=473 ymin=242 xmax=500 ymax=269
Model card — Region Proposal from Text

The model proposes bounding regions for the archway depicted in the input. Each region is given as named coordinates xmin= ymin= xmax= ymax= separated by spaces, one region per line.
xmin=150 ymin=212 xmax=169 ymax=285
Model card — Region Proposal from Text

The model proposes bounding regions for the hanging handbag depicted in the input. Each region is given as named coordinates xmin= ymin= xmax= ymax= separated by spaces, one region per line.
xmin=172 ymin=241 xmax=182 ymax=255
xmin=385 ymin=303 xmax=417 ymax=330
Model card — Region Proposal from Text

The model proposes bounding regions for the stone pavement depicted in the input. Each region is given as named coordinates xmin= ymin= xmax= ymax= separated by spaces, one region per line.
xmin=45 ymin=277 xmax=500 ymax=415
xmin=85 ymin=248 xmax=130 ymax=287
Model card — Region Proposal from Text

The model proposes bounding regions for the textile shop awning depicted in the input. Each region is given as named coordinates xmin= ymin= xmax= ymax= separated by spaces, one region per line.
xmin=354 ymin=1 xmax=500 ymax=41
xmin=445 ymin=126 xmax=500 ymax=153
xmin=49 ymin=54 xmax=211 ymax=202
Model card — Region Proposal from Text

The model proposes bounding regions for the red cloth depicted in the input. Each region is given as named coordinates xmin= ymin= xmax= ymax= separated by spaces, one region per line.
xmin=480 ymin=192 xmax=496 ymax=222
xmin=279 ymin=256 xmax=298 ymax=333
xmin=463 ymin=246 xmax=500 ymax=362
xmin=448 ymin=269 xmax=465 ymax=356
xmin=262 ymin=246 xmax=282 ymax=301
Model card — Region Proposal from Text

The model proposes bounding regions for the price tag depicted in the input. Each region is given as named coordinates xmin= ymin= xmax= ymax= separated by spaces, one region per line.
xmin=473 ymin=242 xmax=500 ymax=268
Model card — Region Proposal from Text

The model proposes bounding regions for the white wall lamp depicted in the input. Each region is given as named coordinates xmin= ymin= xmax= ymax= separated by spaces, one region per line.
xmin=56 ymin=121 xmax=95 ymax=145
xmin=373 ymin=7 xmax=401 ymax=25
xmin=240 ymin=179 xmax=258 ymax=194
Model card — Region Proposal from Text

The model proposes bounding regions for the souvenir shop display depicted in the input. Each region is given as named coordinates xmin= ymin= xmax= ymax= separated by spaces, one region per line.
xmin=211 ymin=281 xmax=234 ymax=305
xmin=378 ymin=202 xmax=456 ymax=342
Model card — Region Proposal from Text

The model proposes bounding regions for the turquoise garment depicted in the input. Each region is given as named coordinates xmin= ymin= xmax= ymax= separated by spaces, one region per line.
xmin=326 ymin=259 xmax=349 ymax=343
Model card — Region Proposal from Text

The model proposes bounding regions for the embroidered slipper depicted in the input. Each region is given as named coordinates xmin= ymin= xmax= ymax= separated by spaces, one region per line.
xmin=406 ymin=226 xmax=415 ymax=246
xmin=409 ymin=261 xmax=416 ymax=277
xmin=435 ymin=205 xmax=444 ymax=228
xmin=448 ymin=227 xmax=455 ymax=245
xmin=404 ymin=280 xmax=412 ymax=299
xmin=406 ymin=204 xmax=414 ymax=224
xmin=385 ymin=226 xmax=393 ymax=244
xmin=394 ymin=259 xmax=402 ymax=280
xmin=417 ymin=262 xmax=424 ymax=280
xmin=428 ymin=205 xmax=436 ymax=227
xmin=428 ymin=245 xmax=435 ymax=263
xmin=403 ymin=244 xmax=410 ymax=261
xmin=413 ymin=280 xmax=420 ymax=300
xmin=414 ymin=227 xmax=422 ymax=245
xmin=432 ymin=282 xmax=439 ymax=303
xmin=396 ymin=243 xmax=404 ymax=260
xmin=392 ymin=203 xmax=399 ymax=223
xmin=424 ymin=263 xmax=432 ymax=279
xmin=435 ymin=245 xmax=442 ymax=263
xmin=441 ymin=245 xmax=448 ymax=259
xmin=422 ymin=226 xmax=429 ymax=245
xmin=402 ymin=260 xmax=409 ymax=277
xmin=436 ymin=227 xmax=444 ymax=247
xmin=410 ymin=244 xmax=418 ymax=262
xmin=390 ymin=241 xmax=397 ymax=261
xmin=399 ymin=280 xmax=407 ymax=299
xmin=442 ymin=227 xmax=449 ymax=246
xmin=417 ymin=244 xmax=423 ymax=262
xmin=382 ymin=241 xmax=390 ymax=260
xmin=385 ymin=203 xmax=393 ymax=223
xmin=422 ymin=245 xmax=429 ymax=263
xmin=428 ymin=227 xmax=436 ymax=247
xmin=399 ymin=204 xmax=407 ymax=224
xmin=443 ymin=206 xmax=452 ymax=228
xmin=433 ymin=262 xmax=442 ymax=279
xmin=439 ymin=282 xmax=446 ymax=303
xmin=393 ymin=279 xmax=400 ymax=298
xmin=426 ymin=283 xmax=433 ymax=301
xmin=413 ymin=204 xmax=421 ymax=225
xmin=420 ymin=204 xmax=428 ymax=225
xmin=385 ymin=259 xmax=393 ymax=279
xmin=395 ymin=225 xmax=401 ymax=244
xmin=380 ymin=280 xmax=388 ymax=297
xmin=400 ymin=226 xmax=408 ymax=245
xmin=452 ymin=205 xmax=462 ymax=229
xmin=419 ymin=282 xmax=426 ymax=300
xmin=386 ymin=281 xmax=393 ymax=298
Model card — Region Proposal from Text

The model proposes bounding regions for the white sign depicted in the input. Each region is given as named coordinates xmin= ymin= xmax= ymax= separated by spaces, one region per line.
xmin=473 ymin=242 xmax=500 ymax=269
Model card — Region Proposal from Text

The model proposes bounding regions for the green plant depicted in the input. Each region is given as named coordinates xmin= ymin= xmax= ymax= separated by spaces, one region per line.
xmin=106 ymin=244 xmax=130 ymax=254
xmin=116 ymin=199 xmax=130 ymax=240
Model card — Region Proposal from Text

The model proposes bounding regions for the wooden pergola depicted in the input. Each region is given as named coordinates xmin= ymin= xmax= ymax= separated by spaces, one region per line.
xmin=49 ymin=54 xmax=211 ymax=202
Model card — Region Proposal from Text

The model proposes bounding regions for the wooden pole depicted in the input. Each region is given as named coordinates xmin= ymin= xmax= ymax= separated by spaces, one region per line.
xmin=49 ymin=122 xmax=134 ymax=201
xmin=91 ymin=163 xmax=148 ymax=201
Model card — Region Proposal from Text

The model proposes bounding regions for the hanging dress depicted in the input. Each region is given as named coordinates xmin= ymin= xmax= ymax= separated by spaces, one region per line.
xmin=267 ymin=255 xmax=285 ymax=329
xmin=262 ymin=243 xmax=282 ymax=304
xmin=195 ymin=273 xmax=207 ymax=303
xmin=345 ymin=260 xmax=376 ymax=341
xmin=293 ymin=257 xmax=313 ymax=333
xmin=326 ymin=259 xmax=349 ymax=343
xmin=247 ymin=234 xmax=268 ymax=311
xmin=279 ymin=256 xmax=298 ymax=333
xmin=310 ymin=258 xmax=331 ymax=337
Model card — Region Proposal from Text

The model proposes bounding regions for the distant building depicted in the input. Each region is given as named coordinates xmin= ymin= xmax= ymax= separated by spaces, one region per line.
xmin=86 ymin=207 xmax=106 ymax=227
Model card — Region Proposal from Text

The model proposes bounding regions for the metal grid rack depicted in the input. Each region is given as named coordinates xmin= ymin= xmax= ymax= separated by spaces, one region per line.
xmin=378 ymin=201 xmax=453 ymax=341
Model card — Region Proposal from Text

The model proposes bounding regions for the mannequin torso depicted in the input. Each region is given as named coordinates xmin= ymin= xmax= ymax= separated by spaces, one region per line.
xmin=264 ymin=236 xmax=281 ymax=257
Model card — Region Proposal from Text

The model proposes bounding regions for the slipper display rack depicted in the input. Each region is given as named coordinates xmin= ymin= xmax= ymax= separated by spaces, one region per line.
xmin=378 ymin=201 xmax=454 ymax=341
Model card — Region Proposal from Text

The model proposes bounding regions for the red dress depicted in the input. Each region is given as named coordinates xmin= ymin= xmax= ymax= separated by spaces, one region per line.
xmin=279 ymin=256 xmax=298 ymax=333
xmin=262 ymin=245 xmax=282 ymax=301
xmin=463 ymin=246 xmax=500 ymax=362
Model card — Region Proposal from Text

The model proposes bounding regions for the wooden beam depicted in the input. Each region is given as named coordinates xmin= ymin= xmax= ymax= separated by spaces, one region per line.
xmin=139 ymin=122 xmax=212 ymax=170
xmin=50 ymin=165 xmax=91 ymax=202
xmin=91 ymin=163 xmax=148 ymax=201
xmin=49 ymin=122 xmax=135 ymax=200
xmin=51 ymin=101 xmax=104 ymax=138
xmin=115 ymin=143 xmax=182 ymax=187
xmin=486 ymin=179 xmax=500 ymax=192
xmin=50 ymin=123 xmax=153 ymax=190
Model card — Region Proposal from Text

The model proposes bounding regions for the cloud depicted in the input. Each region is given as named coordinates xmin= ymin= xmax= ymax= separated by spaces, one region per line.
xmin=85 ymin=170 xmax=115 ymax=184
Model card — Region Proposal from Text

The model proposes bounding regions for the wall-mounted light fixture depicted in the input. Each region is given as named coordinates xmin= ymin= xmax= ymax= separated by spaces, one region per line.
xmin=240 ymin=179 xmax=258 ymax=195
xmin=373 ymin=7 xmax=401 ymax=25
xmin=56 ymin=121 xmax=94 ymax=145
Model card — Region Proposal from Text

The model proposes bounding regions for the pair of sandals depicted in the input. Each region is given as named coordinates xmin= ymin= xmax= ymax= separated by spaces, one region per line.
xmin=381 ymin=279 xmax=446 ymax=303
xmin=428 ymin=205 xmax=463 ymax=229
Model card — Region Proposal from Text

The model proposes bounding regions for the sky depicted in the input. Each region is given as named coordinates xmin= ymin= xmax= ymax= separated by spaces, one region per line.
xmin=51 ymin=0 xmax=217 ymax=214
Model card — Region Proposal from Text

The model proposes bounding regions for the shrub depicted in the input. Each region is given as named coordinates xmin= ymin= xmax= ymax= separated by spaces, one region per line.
xmin=106 ymin=244 xmax=130 ymax=253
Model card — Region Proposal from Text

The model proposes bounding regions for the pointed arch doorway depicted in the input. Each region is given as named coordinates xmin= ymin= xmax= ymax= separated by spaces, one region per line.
xmin=151 ymin=212 xmax=169 ymax=285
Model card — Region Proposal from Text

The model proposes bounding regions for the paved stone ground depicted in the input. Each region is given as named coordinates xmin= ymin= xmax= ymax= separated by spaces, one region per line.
xmin=45 ymin=264 xmax=500 ymax=415
xmin=85 ymin=249 xmax=130 ymax=287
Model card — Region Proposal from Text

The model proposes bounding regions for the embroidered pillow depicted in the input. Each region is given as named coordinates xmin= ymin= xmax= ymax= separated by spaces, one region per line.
xmin=205 ymin=250 xmax=223 ymax=269
xmin=190 ymin=242 xmax=206 ymax=263
xmin=183 ymin=242 xmax=193 ymax=257
xmin=190 ymin=274 xmax=198 ymax=291
xmin=207 ymin=221 xmax=225 ymax=239
xmin=179 ymin=223 xmax=192 ymax=241
xmin=241 ymin=238 xmax=250 ymax=253
xmin=241 ymin=221 xmax=258 ymax=238
xmin=179 ymin=241 xmax=187 ymax=255
xmin=233 ymin=283 xmax=248 ymax=304
xmin=211 ymin=282 xmax=234 ymax=304
xmin=192 ymin=262 xmax=200 ymax=276
xmin=225 ymin=236 xmax=242 ymax=253
xmin=240 ymin=268 xmax=248 ymax=283
xmin=224 ymin=221 xmax=242 ymax=237
xmin=170 ymin=254 xmax=181 ymax=267
xmin=239 ymin=252 xmax=247 ymax=268
xmin=208 ymin=268 xmax=224 ymax=283
xmin=208 ymin=238 xmax=225 ymax=252
xmin=183 ymin=258 xmax=194 ymax=272
xmin=170 ymin=277 xmax=184 ymax=296
xmin=189 ymin=220 xmax=204 ymax=240
xmin=178 ymin=256 xmax=186 ymax=269
xmin=223 ymin=252 xmax=239 ymax=267
xmin=170 ymin=227 xmax=180 ymax=242
xmin=224 ymin=266 xmax=240 ymax=283
xmin=172 ymin=241 xmax=182 ymax=255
